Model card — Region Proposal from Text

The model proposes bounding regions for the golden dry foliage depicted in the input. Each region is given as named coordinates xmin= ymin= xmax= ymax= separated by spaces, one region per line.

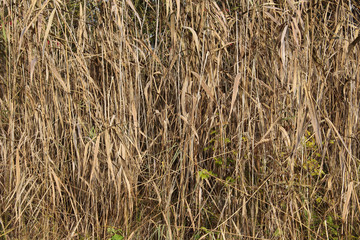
xmin=1 ymin=0 xmax=360 ymax=239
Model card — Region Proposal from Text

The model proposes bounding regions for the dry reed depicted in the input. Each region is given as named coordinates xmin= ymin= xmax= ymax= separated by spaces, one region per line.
xmin=1 ymin=0 xmax=360 ymax=239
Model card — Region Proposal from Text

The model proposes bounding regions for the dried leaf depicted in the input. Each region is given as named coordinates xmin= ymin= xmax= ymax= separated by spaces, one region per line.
xmin=126 ymin=0 xmax=142 ymax=25
xmin=305 ymin=86 xmax=322 ymax=150
xmin=105 ymin=129 xmax=115 ymax=181
xmin=90 ymin=135 xmax=101 ymax=183
xmin=191 ymin=71 xmax=214 ymax=101
xmin=183 ymin=26 xmax=200 ymax=55
xmin=46 ymin=53 xmax=70 ymax=93
xmin=342 ymin=182 xmax=354 ymax=223
xmin=42 ymin=8 xmax=56 ymax=54
xmin=280 ymin=25 xmax=288 ymax=68
xmin=229 ymin=73 xmax=241 ymax=119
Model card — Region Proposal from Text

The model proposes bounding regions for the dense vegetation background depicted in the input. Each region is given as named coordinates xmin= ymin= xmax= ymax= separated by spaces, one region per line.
xmin=1 ymin=0 xmax=360 ymax=239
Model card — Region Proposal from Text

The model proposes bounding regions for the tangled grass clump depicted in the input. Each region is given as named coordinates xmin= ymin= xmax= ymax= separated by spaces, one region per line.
xmin=1 ymin=0 xmax=360 ymax=239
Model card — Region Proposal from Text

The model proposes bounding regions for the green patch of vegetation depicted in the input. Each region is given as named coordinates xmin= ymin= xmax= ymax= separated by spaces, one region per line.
xmin=107 ymin=227 xmax=124 ymax=240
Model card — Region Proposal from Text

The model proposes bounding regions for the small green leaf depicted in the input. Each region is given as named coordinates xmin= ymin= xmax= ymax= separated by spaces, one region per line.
xmin=198 ymin=169 xmax=216 ymax=180
xmin=194 ymin=233 xmax=201 ymax=240
xmin=226 ymin=176 xmax=235 ymax=183
xmin=226 ymin=158 xmax=235 ymax=164
xmin=89 ymin=126 xmax=97 ymax=139
xmin=199 ymin=169 xmax=210 ymax=180
xmin=274 ymin=228 xmax=282 ymax=237
xmin=215 ymin=157 xmax=222 ymax=165
xmin=111 ymin=234 xmax=124 ymax=240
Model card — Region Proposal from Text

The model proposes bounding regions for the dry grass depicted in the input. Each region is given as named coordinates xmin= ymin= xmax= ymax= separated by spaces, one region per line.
xmin=1 ymin=0 xmax=360 ymax=239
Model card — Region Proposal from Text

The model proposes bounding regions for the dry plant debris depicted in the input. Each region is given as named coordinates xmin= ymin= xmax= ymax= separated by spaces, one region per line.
xmin=1 ymin=0 xmax=360 ymax=239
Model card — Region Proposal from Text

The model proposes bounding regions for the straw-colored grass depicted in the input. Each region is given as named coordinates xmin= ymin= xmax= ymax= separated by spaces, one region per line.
xmin=1 ymin=0 xmax=360 ymax=239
